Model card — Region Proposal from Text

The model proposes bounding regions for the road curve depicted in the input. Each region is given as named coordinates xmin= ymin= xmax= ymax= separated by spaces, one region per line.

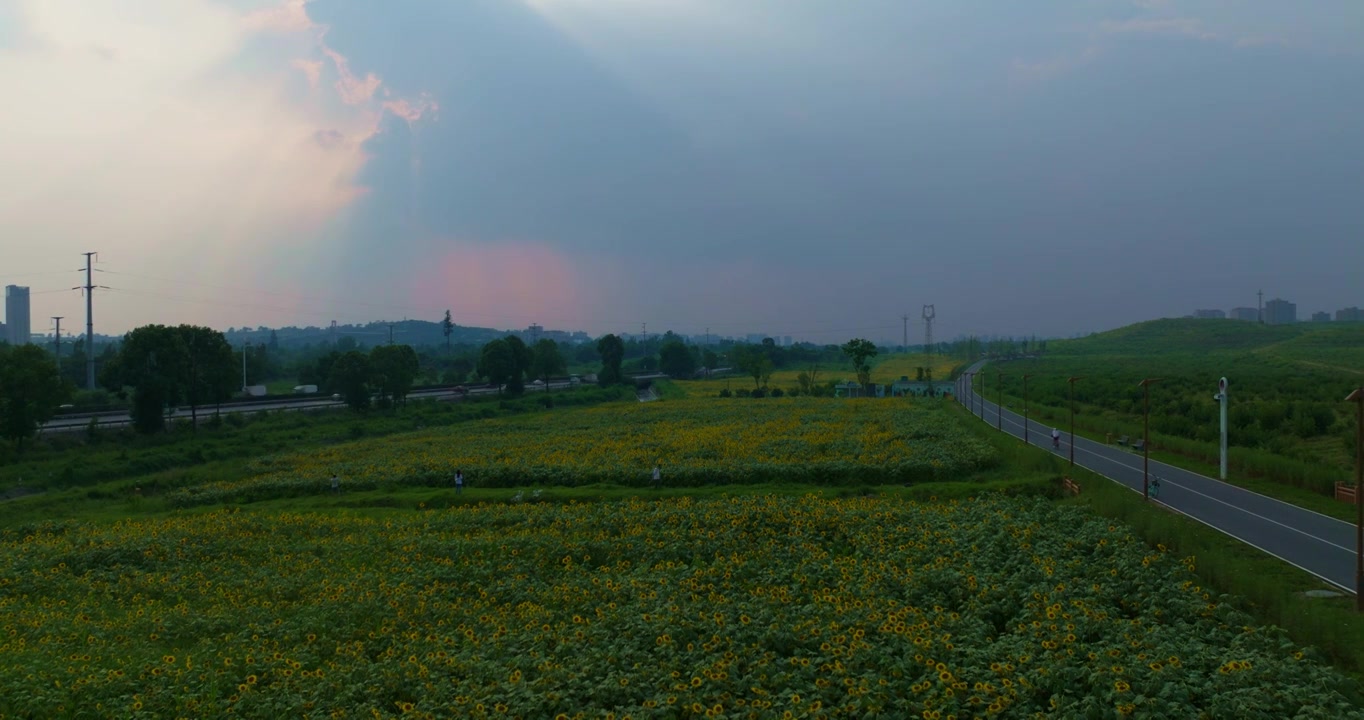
xmin=955 ymin=366 xmax=1358 ymax=596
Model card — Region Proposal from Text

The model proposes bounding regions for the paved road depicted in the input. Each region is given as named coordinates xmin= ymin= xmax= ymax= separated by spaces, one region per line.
xmin=956 ymin=365 xmax=1359 ymax=596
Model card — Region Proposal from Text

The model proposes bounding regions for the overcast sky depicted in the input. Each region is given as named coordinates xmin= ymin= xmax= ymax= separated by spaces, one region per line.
xmin=2 ymin=0 xmax=1361 ymax=344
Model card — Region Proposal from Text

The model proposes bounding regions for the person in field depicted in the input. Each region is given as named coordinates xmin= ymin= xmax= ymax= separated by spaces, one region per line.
xmin=455 ymin=469 xmax=464 ymax=495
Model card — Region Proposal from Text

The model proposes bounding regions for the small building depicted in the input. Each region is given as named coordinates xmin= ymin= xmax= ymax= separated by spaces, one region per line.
xmin=890 ymin=376 xmax=952 ymax=398
xmin=1229 ymin=307 xmax=1258 ymax=321
xmin=833 ymin=381 xmax=863 ymax=398
xmin=1337 ymin=307 xmax=1362 ymax=323
xmin=1193 ymin=309 xmax=1226 ymax=319
xmin=1264 ymin=298 xmax=1296 ymax=325
xmin=1311 ymin=311 xmax=1331 ymax=322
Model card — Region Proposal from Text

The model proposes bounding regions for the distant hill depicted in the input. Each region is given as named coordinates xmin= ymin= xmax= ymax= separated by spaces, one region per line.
xmin=1049 ymin=319 xmax=1364 ymax=367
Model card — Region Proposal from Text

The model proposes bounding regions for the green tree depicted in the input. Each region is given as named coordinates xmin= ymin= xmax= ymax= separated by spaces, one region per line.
xmin=441 ymin=310 xmax=454 ymax=353
xmin=658 ymin=339 xmax=696 ymax=378
xmin=328 ymin=350 xmax=372 ymax=411
xmin=478 ymin=339 xmax=515 ymax=394
xmin=180 ymin=325 xmax=237 ymax=428
xmin=0 ymin=344 xmax=69 ymax=449
xmin=530 ymin=339 xmax=566 ymax=390
xmin=105 ymin=324 xmax=191 ymax=434
xmin=370 ymin=344 xmax=420 ymax=407
xmin=841 ymin=338 xmax=878 ymax=386
xmin=503 ymin=335 xmax=532 ymax=396
xmin=702 ymin=349 xmax=719 ymax=377
xmin=597 ymin=334 xmax=625 ymax=385
xmin=734 ymin=345 xmax=773 ymax=389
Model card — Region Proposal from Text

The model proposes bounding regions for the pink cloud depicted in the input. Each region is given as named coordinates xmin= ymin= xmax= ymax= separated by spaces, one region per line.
xmin=292 ymin=58 xmax=323 ymax=89
xmin=243 ymin=0 xmax=313 ymax=33
xmin=409 ymin=242 xmax=592 ymax=329
xmin=321 ymin=41 xmax=382 ymax=105
xmin=383 ymin=93 xmax=441 ymax=123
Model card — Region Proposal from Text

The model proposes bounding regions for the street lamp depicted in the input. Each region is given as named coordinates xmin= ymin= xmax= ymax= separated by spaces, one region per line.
xmin=1022 ymin=374 xmax=1034 ymax=444
xmin=1068 ymin=376 xmax=1084 ymax=467
xmin=1346 ymin=387 xmax=1363 ymax=612
xmin=996 ymin=372 xmax=1008 ymax=431
xmin=1139 ymin=378 xmax=1162 ymax=499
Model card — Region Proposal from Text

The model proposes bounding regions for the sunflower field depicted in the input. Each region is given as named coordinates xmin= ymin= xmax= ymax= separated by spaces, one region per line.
xmin=167 ymin=399 xmax=997 ymax=507
xmin=1 ymin=494 xmax=1359 ymax=718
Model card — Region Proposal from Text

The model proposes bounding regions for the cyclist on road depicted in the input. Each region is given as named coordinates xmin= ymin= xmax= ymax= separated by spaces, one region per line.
xmin=1051 ymin=428 xmax=1061 ymax=450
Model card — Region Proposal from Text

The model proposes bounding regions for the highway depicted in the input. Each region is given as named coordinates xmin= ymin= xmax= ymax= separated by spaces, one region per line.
xmin=956 ymin=366 xmax=1359 ymax=596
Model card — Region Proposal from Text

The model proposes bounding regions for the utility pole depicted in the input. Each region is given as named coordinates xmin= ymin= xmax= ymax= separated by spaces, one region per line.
xmin=387 ymin=323 xmax=396 ymax=345
xmin=922 ymin=305 xmax=935 ymax=359
xmin=51 ymin=317 xmax=63 ymax=373
xmin=1257 ymin=290 xmax=1264 ymax=324
xmin=79 ymin=252 xmax=100 ymax=390
xmin=902 ymin=314 xmax=909 ymax=351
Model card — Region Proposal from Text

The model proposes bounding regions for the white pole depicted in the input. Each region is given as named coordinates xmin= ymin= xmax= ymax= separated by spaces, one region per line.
xmin=1218 ymin=377 xmax=1228 ymax=480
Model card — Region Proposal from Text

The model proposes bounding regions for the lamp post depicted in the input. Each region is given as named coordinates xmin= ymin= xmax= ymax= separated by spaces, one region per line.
xmin=1068 ymin=376 xmax=1084 ymax=467
xmin=1139 ymin=378 xmax=1161 ymax=499
xmin=1022 ymin=374 xmax=1034 ymax=444
xmin=996 ymin=372 xmax=1008 ymax=431
xmin=1346 ymin=387 xmax=1363 ymax=612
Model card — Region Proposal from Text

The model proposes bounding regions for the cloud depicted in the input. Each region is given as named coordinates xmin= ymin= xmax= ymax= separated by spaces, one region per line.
xmin=292 ymin=58 xmax=323 ymax=89
xmin=1100 ymin=17 xmax=1217 ymax=41
xmin=0 ymin=0 xmax=435 ymax=332
xmin=407 ymin=241 xmax=601 ymax=330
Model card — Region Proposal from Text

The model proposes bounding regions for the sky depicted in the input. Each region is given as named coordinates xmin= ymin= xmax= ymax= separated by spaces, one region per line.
xmin=2 ymin=0 xmax=1362 ymax=345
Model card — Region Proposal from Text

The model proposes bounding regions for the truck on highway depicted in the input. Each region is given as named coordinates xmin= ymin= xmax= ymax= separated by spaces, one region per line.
xmin=293 ymin=384 xmax=319 ymax=395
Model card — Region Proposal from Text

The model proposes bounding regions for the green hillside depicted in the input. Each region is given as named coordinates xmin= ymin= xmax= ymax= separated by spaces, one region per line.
xmin=1050 ymin=317 xmax=1364 ymax=359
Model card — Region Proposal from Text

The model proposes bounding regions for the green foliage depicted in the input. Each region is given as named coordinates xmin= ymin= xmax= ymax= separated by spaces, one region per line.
xmin=657 ymin=339 xmax=695 ymax=378
xmin=103 ymin=325 xmax=236 ymax=433
xmin=989 ymin=318 xmax=1364 ymax=493
xmin=369 ymin=344 xmax=419 ymax=406
xmin=476 ymin=339 xmax=514 ymax=392
xmin=503 ymin=335 xmax=532 ymax=396
xmin=530 ymin=338 xmax=566 ymax=387
xmin=596 ymin=333 xmax=624 ymax=385
xmin=328 ymin=350 xmax=372 ymax=411
xmin=1 ymin=496 xmax=1358 ymax=717
xmin=841 ymin=338 xmax=878 ymax=386
xmin=0 ymin=344 xmax=69 ymax=448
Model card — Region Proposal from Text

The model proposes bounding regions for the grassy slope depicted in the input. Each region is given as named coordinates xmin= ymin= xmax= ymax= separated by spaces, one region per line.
xmin=982 ymin=318 xmax=1364 ymax=518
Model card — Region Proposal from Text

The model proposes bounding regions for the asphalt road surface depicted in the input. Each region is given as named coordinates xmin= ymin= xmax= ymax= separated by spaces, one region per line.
xmin=956 ymin=366 xmax=1359 ymax=596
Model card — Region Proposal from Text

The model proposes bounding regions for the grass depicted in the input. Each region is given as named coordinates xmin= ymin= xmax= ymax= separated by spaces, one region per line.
xmin=676 ymin=353 xmax=962 ymax=398
xmin=5 ymin=377 xmax=1364 ymax=689
xmin=943 ymin=400 xmax=1364 ymax=680
xmin=0 ymin=385 xmax=635 ymax=507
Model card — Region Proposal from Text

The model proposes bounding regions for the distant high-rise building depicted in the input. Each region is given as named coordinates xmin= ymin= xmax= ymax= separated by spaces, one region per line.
xmin=1311 ymin=311 xmax=1331 ymax=322
xmin=1193 ymin=309 xmax=1226 ymax=319
xmin=783 ymin=336 xmax=792 ymax=346
xmin=1263 ymin=298 xmax=1296 ymax=325
xmin=1229 ymin=307 xmax=1258 ymax=321
xmin=1337 ymin=307 xmax=1362 ymax=323
xmin=4 ymin=285 xmax=30 ymax=345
